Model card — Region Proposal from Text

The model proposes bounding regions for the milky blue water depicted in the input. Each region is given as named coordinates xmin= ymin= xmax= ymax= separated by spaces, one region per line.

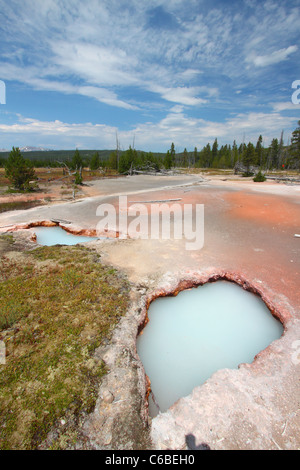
xmin=136 ymin=281 xmax=283 ymax=416
xmin=34 ymin=226 xmax=99 ymax=246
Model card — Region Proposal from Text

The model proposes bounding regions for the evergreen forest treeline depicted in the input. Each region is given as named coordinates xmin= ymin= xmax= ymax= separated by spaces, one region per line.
xmin=1 ymin=121 xmax=299 ymax=173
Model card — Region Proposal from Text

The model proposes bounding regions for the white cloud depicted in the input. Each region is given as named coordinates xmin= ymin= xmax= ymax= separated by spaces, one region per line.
xmin=148 ymin=85 xmax=207 ymax=106
xmin=0 ymin=108 xmax=297 ymax=152
xmin=179 ymin=69 xmax=203 ymax=80
xmin=50 ymin=42 xmax=140 ymax=88
xmin=271 ymin=101 xmax=300 ymax=112
xmin=0 ymin=0 xmax=299 ymax=147
xmin=0 ymin=1 xmax=247 ymax=109
xmin=169 ymin=105 xmax=185 ymax=113
xmin=0 ymin=115 xmax=118 ymax=149
xmin=127 ymin=109 xmax=298 ymax=151
xmin=77 ymin=86 xmax=138 ymax=110
xmin=0 ymin=61 xmax=138 ymax=110
xmin=0 ymin=116 xmax=113 ymax=136
xmin=247 ymin=45 xmax=298 ymax=67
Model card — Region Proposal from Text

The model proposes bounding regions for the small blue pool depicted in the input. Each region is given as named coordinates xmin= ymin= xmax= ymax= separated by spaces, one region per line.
xmin=34 ymin=226 xmax=99 ymax=246
xmin=137 ymin=280 xmax=283 ymax=416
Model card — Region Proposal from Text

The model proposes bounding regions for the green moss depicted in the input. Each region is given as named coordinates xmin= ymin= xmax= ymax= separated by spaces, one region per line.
xmin=0 ymin=234 xmax=14 ymax=244
xmin=0 ymin=244 xmax=130 ymax=449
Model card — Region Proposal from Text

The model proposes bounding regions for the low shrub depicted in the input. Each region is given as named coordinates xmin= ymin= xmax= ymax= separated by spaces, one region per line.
xmin=253 ymin=170 xmax=266 ymax=182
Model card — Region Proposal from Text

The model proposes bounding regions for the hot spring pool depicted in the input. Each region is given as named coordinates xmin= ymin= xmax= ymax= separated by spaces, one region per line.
xmin=136 ymin=281 xmax=283 ymax=417
xmin=34 ymin=226 xmax=99 ymax=246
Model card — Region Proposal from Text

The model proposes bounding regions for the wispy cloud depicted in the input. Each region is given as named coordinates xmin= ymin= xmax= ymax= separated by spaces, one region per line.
xmin=1 ymin=1 xmax=299 ymax=101
xmin=50 ymin=42 xmax=140 ymax=88
xmin=246 ymin=45 xmax=298 ymax=67
xmin=271 ymin=101 xmax=300 ymax=112
xmin=0 ymin=114 xmax=118 ymax=149
xmin=129 ymin=109 xmax=298 ymax=150
xmin=0 ymin=0 xmax=299 ymax=150
xmin=0 ymin=62 xmax=138 ymax=110
xmin=1 ymin=108 xmax=297 ymax=152
xmin=148 ymin=85 xmax=208 ymax=106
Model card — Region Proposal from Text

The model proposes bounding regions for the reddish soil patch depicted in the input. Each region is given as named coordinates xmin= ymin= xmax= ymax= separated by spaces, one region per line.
xmin=224 ymin=191 xmax=300 ymax=230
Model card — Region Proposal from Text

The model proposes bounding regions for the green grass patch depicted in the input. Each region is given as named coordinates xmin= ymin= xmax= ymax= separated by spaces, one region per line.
xmin=0 ymin=241 xmax=130 ymax=449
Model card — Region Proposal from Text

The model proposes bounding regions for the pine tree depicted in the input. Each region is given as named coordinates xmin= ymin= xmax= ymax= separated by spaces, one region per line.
xmin=170 ymin=142 xmax=176 ymax=167
xmin=269 ymin=138 xmax=279 ymax=169
xmin=71 ymin=149 xmax=83 ymax=183
xmin=90 ymin=152 xmax=100 ymax=170
xmin=71 ymin=149 xmax=83 ymax=171
xmin=164 ymin=150 xmax=172 ymax=169
xmin=203 ymin=143 xmax=211 ymax=167
xmin=5 ymin=147 xmax=37 ymax=191
xmin=255 ymin=135 xmax=263 ymax=167
xmin=109 ymin=151 xmax=118 ymax=170
xmin=212 ymin=138 xmax=218 ymax=160
xmin=183 ymin=148 xmax=188 ymax=167
xmin=193 ymin=147 xmax=198 ymax=167
xmin=243 ymin=142 xmax=255 ymax=175
xmin=118 ymin=146 xmax=137 ymax=174
xmin=231 ymin=140 xmax=239 ymax=167
xmin=290 ymin=120 xmax=300 ymax=170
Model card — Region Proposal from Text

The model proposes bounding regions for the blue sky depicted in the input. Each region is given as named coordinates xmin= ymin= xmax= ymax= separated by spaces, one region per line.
xmin=0 ymin=0 xmax=299 ymax=152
